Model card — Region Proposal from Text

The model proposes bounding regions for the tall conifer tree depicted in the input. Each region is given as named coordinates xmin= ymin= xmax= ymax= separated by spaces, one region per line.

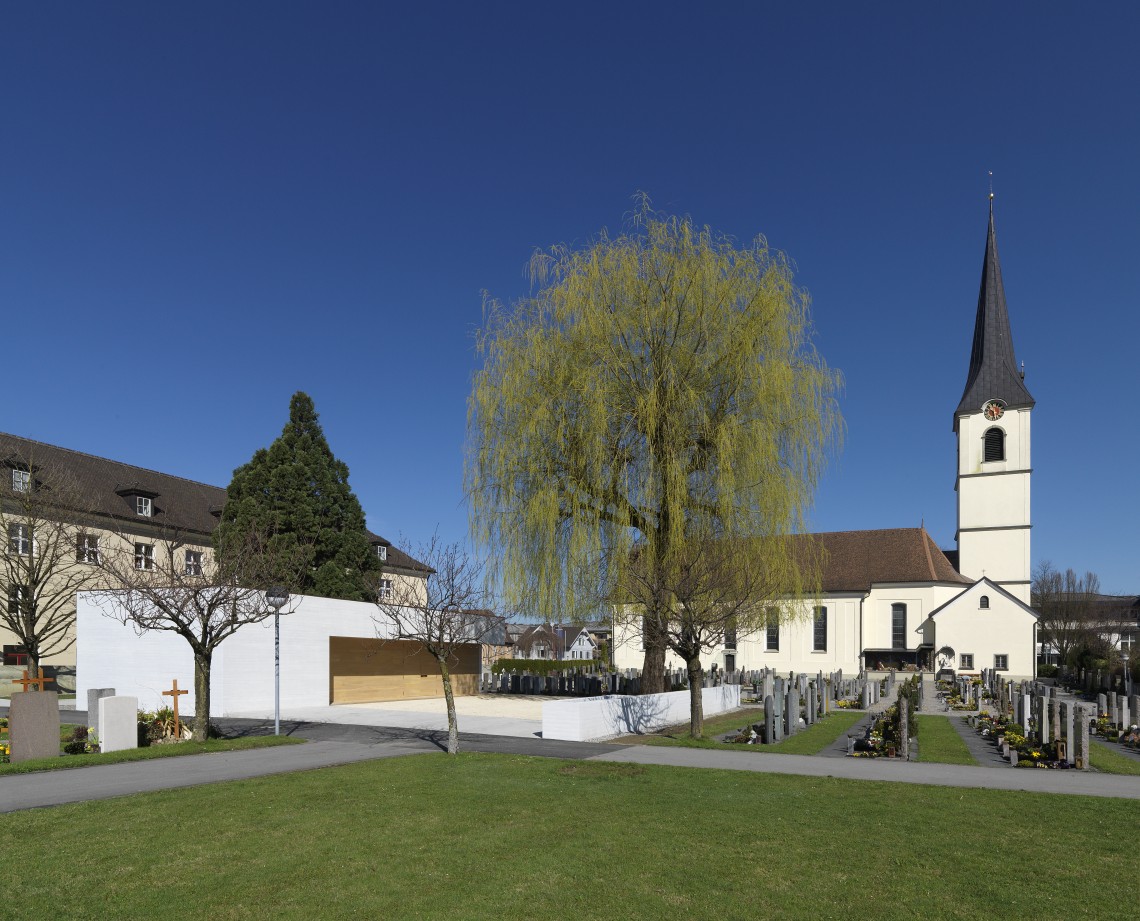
xmin=215 ymin=392 xmax=379 ymax=600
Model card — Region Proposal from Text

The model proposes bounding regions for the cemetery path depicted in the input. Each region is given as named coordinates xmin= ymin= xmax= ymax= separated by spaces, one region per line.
xmin=947 ymin=713 xmax=1009 ymax=767
xmin=587 ymin=745 xmax=1140 ymax=799
xmin=1091 ymin=736 xmax=1140 ymax=764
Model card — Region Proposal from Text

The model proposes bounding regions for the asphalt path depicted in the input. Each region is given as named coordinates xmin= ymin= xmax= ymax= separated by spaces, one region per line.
xmin=2 ymin=709 xmax=1137 ymax=813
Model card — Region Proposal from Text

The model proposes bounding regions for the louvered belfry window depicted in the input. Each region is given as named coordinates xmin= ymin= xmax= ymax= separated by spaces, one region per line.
xmin=984 ymin=427 xmax=1005 ymax=462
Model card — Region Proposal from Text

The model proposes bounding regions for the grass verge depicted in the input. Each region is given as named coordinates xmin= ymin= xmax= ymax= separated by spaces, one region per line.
xmin=1089 ymin=742 xmax=1140 ymax=775
xmin=622 ymin=707 xmax=863 ymax=755
xmin=915 ymin=715 xmax=977 ymax=765
xmin=1 ymin=752 xmax=1137 ymax=921
xmin=0 ymin=734 xmax=303 ymax=776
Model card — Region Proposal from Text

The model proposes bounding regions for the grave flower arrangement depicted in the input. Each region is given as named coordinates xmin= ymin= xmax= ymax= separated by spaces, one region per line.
xmin=0 ymin=717 xmax=8 ymax=764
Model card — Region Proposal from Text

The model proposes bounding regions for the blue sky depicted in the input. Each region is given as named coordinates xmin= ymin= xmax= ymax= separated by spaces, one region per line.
xmin=2 ymin=4 xmax=1137 ymax=592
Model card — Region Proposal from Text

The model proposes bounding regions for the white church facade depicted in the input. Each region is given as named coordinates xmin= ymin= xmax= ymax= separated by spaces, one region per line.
xmin=613 ymin=201 xmax=1040 ymax=679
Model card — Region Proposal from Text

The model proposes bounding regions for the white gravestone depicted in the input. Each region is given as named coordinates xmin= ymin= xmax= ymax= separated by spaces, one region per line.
xmin=99 ymin=696 xmax=139 ymax=753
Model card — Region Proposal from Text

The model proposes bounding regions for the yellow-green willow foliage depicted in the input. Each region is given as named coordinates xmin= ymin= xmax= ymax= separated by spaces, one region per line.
xmin=466 ymin=203 xmax=842 ymax=663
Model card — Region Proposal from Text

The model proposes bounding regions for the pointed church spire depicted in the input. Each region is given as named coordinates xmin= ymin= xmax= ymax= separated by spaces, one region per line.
xmin=954 ymin=198 xmax=1034 ymax=419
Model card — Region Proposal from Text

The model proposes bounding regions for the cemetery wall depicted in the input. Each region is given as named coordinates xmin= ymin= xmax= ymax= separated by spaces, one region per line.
xmin=76 ymin=592 xmax=415 ymax=715
xmin=541 ymin=684 xmax=741 ymax=741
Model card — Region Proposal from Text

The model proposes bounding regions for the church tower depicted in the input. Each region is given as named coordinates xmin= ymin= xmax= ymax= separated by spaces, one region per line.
xmin=955 ymin=199 xmax=1034 ymax=604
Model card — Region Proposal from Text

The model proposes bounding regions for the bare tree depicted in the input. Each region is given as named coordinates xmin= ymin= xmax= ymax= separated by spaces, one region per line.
xmin=92 ymin=524 xmax=303 ymax=741
xmin=622 ymin=539 xmax=816 ymax=738
xmin=374 ymin=537 xmax=502 ymax=754
xmin=1032 ymin=561 xmax=1101 ymax=665
xmin=0 ymin=454 xmax=101 ymax=677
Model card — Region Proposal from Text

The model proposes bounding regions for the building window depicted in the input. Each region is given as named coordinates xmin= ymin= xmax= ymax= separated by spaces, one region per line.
xmin=8 ymin=585 xmax=27 ymax=615
xmin=185 ymin=550 xmax=203 ymax=576
xmin=813 ymin=606 xmax=827 ymax=652
xmin=983 ymin=427 xmax=1005 ymax=462
xmin=136 ymin=496 xmax=153 ymax=517
xmin=960 ymin=653 xmax=974 ymax=669
xmin=994 ymin=654 xmax=1008 ymax=671
xmin=3 ymin=644 xmax=29 ymax=666
xmin=766 ymin=615 xmax=779 ymax=651
xmin=11 ymin=469 xmax=30 ymax=493
xmin=134 ymin=542 xmax=154 ymax=571
xmin=979 ymin=595 xmax=989 ymax=610
xmin=891 ymin=603 xmax=907 ymax=649
xmin=376 ymin=545 xmax=387 ymax=561
xmin=378 ymin=578 xmax=393 ymax=600
xmin=76 ymin=533 xmax=100 ymax=564
xmin=724 ymin=624 xmax=737 ymax=649
xmin=725 ymin=653 xmax=736 ymax=672
xmin=9 ymin=523 xmax=31 ymax=556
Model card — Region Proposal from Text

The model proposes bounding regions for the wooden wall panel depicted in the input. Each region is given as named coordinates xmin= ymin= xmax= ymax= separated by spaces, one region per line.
xmin=329 ymin=637 xmax=481 ymax=703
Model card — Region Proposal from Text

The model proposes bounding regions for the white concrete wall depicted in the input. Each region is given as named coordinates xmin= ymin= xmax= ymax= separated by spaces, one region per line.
xmin=542 ymin=684 xmax=741 ymax=742
xmin=76 ymin=591 xmax=399 ymax=716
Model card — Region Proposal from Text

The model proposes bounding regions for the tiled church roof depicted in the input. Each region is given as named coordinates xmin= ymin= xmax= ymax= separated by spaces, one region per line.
xmin=806 ymin=527 xmax=970 ymax=592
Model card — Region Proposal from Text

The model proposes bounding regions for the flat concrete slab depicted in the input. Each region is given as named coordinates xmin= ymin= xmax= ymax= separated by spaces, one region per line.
xmin=226 ymin=694 xmax=551 ymax=739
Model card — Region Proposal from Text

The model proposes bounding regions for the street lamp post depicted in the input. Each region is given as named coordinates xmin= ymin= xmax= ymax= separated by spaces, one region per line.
xmin=266 ymin=586 xmax=290 ymax=736
xmin=1124 ymin=653 xmax=1132 ymax=698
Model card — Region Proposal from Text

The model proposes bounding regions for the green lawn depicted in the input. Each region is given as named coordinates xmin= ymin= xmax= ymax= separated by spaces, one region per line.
xmin=1089 ymin=742 xmax=1140 ymax=776
xmin=915 ymin=715 xmax=977 ymax=765
xmin=1 ymin=753 xmax=1136 ymax=920
xmin=0 ymin=734 xmax=302 ymax=776
xmin=624 ymin=707 xmax=862 ymax=755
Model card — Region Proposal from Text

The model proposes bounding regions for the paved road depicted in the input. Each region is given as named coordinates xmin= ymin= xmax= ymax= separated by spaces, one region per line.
xmin=4 ymin=709 xmax=1138 ymax=813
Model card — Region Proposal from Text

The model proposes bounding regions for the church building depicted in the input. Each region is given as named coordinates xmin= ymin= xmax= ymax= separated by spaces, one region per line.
xmin=613 ymin=201 xmax=1040 ymax=679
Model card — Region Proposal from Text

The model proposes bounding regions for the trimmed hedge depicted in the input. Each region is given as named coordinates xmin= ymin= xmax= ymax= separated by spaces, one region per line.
xmin=490 ymin=658 xmax=604 ymax=676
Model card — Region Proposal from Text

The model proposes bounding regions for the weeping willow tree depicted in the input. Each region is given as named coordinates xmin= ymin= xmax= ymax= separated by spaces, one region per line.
xmin=466 ymin=199 xmax=842 ymax=695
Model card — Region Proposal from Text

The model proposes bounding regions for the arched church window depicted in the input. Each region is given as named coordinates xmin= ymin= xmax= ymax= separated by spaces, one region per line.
xmin=979 ymin=595 xmax=989 ymax=610
xmin=983 ymin=427 xmax=1005 ymax=462
xmin=891 ymin=603 xmax=907 ymax=649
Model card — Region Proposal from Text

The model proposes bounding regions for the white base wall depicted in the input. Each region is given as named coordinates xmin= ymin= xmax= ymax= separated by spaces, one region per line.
xmin=542 ymin=685 xmax=741 ymax=742
xmin=76 ymin=592 xmax=398 ymax=717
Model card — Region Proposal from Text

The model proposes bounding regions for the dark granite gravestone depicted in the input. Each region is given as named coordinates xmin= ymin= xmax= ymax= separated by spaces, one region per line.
xmin=764 ymin=695 xmax=776 ymax=745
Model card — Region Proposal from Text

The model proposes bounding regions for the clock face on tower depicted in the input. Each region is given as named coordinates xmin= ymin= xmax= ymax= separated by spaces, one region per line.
xmin=983 ymin=400 xmax=1005 ymax=421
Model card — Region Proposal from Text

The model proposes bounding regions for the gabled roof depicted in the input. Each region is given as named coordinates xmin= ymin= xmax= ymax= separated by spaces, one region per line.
xmin=1 ymin=431 xmax=427 ymax=572
xmin=1 ymin=431 xmax=226 ymax=536
xmin=806 ymin=528 xmax=970 ymax=592
xmin=954 ymin=201 xmax=1035 ymax=421
xmin=925 ymin=576 xmax=1039 ymax=621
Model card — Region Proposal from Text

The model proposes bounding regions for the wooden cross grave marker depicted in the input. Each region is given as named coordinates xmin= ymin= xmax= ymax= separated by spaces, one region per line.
xmin=163 ymin=679 xmax=189 ymax=740
xmin=14 ymin=669 xmax=53 ymax=692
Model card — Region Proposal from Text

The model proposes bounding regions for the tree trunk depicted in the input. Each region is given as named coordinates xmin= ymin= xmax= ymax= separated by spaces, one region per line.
xmin=641 ymin=613 xmax=666 ymax=695
xmin=192 ymin=651 xmax=212 ymax=742
xmin=438 ymin=655 xmax=460 ymax=755
xmin=26 ymin=652 xmax=41 ymax=685
xmin=686 ymin=655 xmax=705 ymax=739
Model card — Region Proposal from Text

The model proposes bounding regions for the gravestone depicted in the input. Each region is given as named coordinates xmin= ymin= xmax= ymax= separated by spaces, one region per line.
xmin=772 ymin=694 xmax=784 ymax=742
xmin=785 ymin=689 xmax=797 ymax=736
xmin=860 ymin=682 xmax=870 ymax=709
xmin=1120 ymin=700 xmax=1130 ymax=731
xmin=1050 ymin=696 xmax=1061 ymax=744
xmin=807 ymin=687 xmax=817 ymax=725
xmin=1074 ymin=705 xmax=1091 ymax=770
xmin=87 ymin=687 xmax=115 ymax=737
xmin=1131 ymin=695 xmax=1140 ymax=726
xmin=1036 ymin=696 xmax=1049 ymax=744
xmin=99 ymin=696 xmax=139 ymax=753
xmin=1097 ymin=693 xmax=1108 ymax=716
xmin=899 ymin=695 xmax=909 ymax=761
xmin=764 ymin=695 xmax=776 ymax=745
xmin=8 ymin=690 xmax=60 ymax=763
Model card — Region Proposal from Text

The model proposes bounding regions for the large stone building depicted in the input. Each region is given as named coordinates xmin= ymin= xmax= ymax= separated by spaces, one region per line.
xmin=614 ymin=201 xmax=1041 ymax=678
xmin=0 ymin=433 xmax=426 ymax=692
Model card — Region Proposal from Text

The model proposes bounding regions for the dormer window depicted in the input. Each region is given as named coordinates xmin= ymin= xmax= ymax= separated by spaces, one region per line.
xmin=979 ymin=595 xmax=990 ymax=610
xmin=136 ymin=496 xmax=152 ymax=517
xmin=376 ymin=545 xmax=387 ymax=562
xmin=983 ymin=427 xmax=1005 ymax=462
xmin=11 ymin=469 xmax=30 ymax=493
